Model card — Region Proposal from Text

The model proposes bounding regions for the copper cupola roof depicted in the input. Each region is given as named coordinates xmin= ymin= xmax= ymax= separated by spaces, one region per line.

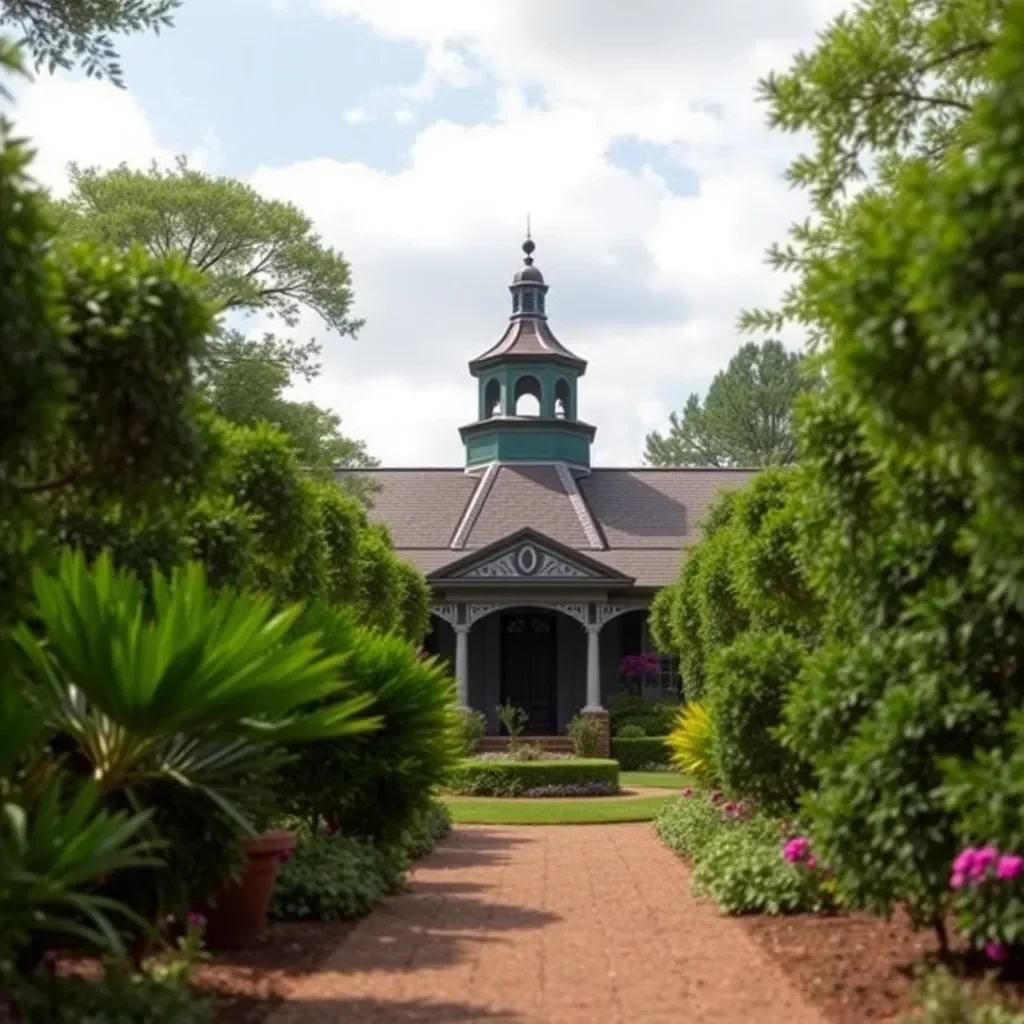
xmin=468 ymin=237 xmax=587 ymax=374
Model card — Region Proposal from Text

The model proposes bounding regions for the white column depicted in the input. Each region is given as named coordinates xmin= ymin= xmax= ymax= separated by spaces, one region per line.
xmin=454 ymin=624 xmax=470 ymax=709
xmin=585 ymin=623 xmax=602 ymax=710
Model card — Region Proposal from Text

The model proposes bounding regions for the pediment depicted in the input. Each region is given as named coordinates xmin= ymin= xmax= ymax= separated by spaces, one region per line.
xmin=428 ymin=529 xmax=632 ymax=584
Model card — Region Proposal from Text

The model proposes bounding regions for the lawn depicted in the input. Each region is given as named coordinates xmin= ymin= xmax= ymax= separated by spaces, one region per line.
xmin=620 ymin=771 xmax=690 ymax=790
xmin=443 ymin=793 xmax=677 ymax=825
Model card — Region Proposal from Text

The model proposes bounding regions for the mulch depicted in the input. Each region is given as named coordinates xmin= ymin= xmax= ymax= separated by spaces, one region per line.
xmin=739 ymin=910 xmax=1024 ymax=1024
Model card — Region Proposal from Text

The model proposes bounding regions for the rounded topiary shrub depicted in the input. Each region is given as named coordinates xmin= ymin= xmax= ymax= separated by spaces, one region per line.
xmin=612 ymin=736 xmax=671 ymax=771
xmin=447 ymin=758 xmax=620 ymax=797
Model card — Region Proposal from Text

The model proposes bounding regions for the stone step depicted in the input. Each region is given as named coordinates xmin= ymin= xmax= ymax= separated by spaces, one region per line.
xmin=478 ymin=735 xmax=574 ymax=753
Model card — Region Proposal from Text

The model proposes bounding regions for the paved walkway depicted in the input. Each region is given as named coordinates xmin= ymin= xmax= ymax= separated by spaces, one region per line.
xmin=267 ymin=824 xmax=828 ymax=1024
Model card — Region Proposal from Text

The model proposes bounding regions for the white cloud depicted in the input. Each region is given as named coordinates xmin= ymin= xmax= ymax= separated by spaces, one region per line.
xmin=10 ymin=0 xmax=847 ymax=464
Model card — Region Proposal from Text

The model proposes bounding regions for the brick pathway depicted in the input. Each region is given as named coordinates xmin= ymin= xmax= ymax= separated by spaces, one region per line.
xmin=267 ymin=824 xmax=828 ymax=1024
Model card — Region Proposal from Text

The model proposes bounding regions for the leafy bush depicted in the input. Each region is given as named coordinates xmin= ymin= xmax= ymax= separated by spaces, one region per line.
xmin=612 ymin=736 xmax=670 ymax=770
xmin=608 ymin=693 xmax=679 ymax=736
xmin=270 ymin=800 xmax=451 ymax=923
xmin=568 ymin=713 xmax=604 ymax=756
xmin=497 ymin=700 xmax=528 ymax=742
xmin=666 ymin=701 xmax=716 ymax=783
xmin=270 ymin=834 xmax=399 ymax=922
xmin=707 ymin=630 xmax=810 ymax=809
xmin=692 ymin=818 xmax=835 ymax=915
xmin=447 ymin=759 xmax=620 ymax=797
xmin=453 ymin=708 xmax=486 ymax=757
xmin=12 ymin=967 xmax=214 ymax=1024
xmin=277 ymin=602 xmax=457 ymax=844
xmin=616 ymin=723 xmax=646 ymax=739
xmin=655 ymin=790 xmax=727 ymax=863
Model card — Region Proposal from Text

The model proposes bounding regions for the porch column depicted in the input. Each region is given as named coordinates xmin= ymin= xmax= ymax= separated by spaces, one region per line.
xmin=585 ymin=622 xmax=602 ymax=710
xmin=454 ymin=623 xmax=470 ymax=709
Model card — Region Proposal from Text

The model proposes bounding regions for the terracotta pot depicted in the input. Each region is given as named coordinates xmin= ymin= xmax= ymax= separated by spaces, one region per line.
xmin=203 ymin=829 xmax=294 ymax=948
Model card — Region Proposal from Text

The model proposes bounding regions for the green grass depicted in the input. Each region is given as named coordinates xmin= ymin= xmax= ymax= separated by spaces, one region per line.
xmin=443 ymin=793 xmax=676 ymax=825
xmin=620 ymin=771 xmax=691 ymax=790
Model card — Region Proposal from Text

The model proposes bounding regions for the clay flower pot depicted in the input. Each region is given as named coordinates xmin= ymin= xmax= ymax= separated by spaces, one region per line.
xmin=204 ymin=829 xmax=295 ymax=948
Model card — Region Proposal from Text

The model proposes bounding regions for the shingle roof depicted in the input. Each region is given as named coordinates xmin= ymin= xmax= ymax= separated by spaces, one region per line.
xmin=469 ymin=317 xmax=586 ymax=371
xmin=337 ymin=464 xmax=756 ymax=589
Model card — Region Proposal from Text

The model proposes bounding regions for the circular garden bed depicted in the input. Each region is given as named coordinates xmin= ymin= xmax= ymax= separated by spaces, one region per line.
xmin=447 ymin=758 xmax=620 ymax=798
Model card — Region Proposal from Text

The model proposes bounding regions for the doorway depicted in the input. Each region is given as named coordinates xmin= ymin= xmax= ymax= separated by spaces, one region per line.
xmin=500 ymin=611 xmax=557 ymax=734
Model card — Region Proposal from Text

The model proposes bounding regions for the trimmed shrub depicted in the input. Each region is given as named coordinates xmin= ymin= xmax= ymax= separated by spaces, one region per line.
xmin=447 ymin=758 xmax=620 ymax=797
xmin=708 ymin=630 xmax=810 ymax=809
xmin=608 ymin=693 xmax=679 ymax=736
xmin=655 ymin=789 xmax=726 ymax=863
xmin=616 ymin=724 xmax=646 ymax=739
xmin=612 ymin=736 xmax=670 ymax=771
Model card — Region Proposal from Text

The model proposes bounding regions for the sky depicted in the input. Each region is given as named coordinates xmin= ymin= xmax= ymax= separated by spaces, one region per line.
xmin=7 ymin=0 xmax=845 ymax=466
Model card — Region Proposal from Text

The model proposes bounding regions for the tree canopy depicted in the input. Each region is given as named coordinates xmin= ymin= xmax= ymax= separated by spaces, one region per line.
xmin=644 ymin=340 xmax=807 ymax=467
xmin=740 ymin=0 xmax=1002 ymax=348
xmin=0 ymin=0 xmax=179 ymax=85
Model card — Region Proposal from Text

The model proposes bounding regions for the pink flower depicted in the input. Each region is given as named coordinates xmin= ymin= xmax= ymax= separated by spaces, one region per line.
xmin=984 ymin=941 xmax=1008 ymax=963
xmin=949 ymin=872 xmax=966 ymax=890
xmin=709 ymin=790 xmax=722 ymax=804
xmin=186 ymin=911 xmax=206 ymax=931
xmin=783 ymin=837 xmax=810 ymax=864
xmin=723 ymin=802 xmax=736 ymax=813
xmin=806 ymin=856 xmax=817 ymax=869
xmin=996 ymin=854 xmax=1023 ymax=881
xmin=970 ymin=845 xmax=999 ymax=881
xmin=681 ymin=787 xmax=694 ymax=798
xmin=953 ymin=848 xmax=977 ymax=876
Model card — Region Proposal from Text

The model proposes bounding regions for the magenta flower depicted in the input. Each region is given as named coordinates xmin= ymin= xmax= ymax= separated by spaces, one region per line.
xmin=279 ymin=849 xmax=293 ymax=863
xmin=709 ymin=790 xmax=722 ymax=804
xmin=949 ymin=872 xmax=966 ymax=891
xmin=186 ymin=911 xmax=206 ymax=931
xmin=996 ymin=854 xmax=1023 ymax=881
xmin=970 ymin=845 xmax=999 ymax=881
xmin=681 ymin=787 xmax=694 ymax=798
xmin=952 ymin=848 xmax=977 ymax=876
xmin=783 ymin=836 xmax=810 ymax=864
xmin=723 ymin=801 xmax=736 ymax=813
xmin=984 ymin=941 xmax=1008 ymax=963
xmin=806 ymin=856 xmax=817 ymax=869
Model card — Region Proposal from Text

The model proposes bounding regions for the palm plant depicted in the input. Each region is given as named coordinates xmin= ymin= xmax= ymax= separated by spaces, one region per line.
xmin=667 ymin=701 xmax=717 ymax=783
xmin=9 ymin=549 xmax=381 ymax=934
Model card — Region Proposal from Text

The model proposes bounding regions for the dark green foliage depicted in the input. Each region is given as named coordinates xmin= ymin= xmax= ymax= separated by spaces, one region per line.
xmin=395 ymin=557 xmax=431 ymax=643
xmin=447 ymin=758 xmax=619 ymax=797
xmin=270 ymin=801 xmax=451 ymax=923
xmin=611 ymin=737 xmax=671 ymax=771
xmin=646 ymin=585 xmax=675 ymax=656
xmin=277 ymin=603 xmax=457 ymax=843
xmin=644 ymin=341 xmax=808 ymax=468
xmin=355 ymin=525 xmax=403 ymax=632
xmin=453 ymin=708 xmax=486 ymax=757
xmin=707 ymin=630 xmax=810 ymax=809
xmin=269 ymin=834 xmax=401 ymax=922
xmin=185 ymin=495 xmax=255 ymax=590
xmin=615 ymin=724 xmax=646 ymax=739
xmin=608 ymin=693 xmax=679 ymax=736
xmin=12 ymin=966 xmax=212 ymax=1024
xmin=779 ymin=8 xmax=1024 ymax=942
xmin=316 ymin=482 xmax=365 ymax=603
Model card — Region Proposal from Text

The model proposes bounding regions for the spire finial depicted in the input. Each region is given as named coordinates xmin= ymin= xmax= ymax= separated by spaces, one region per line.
xmin=522 ymin=215 xmax=535 ymax=265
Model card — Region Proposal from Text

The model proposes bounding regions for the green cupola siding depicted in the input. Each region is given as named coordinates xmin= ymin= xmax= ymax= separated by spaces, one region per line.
xmin=460 ymin=238 xmax=597 ymax=470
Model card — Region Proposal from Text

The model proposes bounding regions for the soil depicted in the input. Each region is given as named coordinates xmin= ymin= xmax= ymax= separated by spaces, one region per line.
xmin=192 ymin=920 xmax=357 ymax=1024
xmin=739 ymin=910 xmax=1024 ymax=1024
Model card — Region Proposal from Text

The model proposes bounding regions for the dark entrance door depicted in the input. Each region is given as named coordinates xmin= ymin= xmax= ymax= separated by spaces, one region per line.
xmin=500 ymin=612 xmax=557 ymax=735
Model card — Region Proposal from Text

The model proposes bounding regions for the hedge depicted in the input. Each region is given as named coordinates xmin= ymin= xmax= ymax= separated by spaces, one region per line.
xmin=612 ymin=736 xmax=671 ymax=770
xmin=447 ymin=759 xmax=620 ymax=797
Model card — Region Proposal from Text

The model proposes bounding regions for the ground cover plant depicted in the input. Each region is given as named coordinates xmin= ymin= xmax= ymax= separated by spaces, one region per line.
xmin=446 ymin=758 xmax=619 ymax=797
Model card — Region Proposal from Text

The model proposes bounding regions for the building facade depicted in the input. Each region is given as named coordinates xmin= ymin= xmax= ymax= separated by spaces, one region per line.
xmin=338 ymin=238 xmax=754 ymax=750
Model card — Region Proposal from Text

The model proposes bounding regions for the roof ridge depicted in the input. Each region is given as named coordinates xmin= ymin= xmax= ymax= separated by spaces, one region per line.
xmin=449 ymin=463 xmax=499 ymax=550
xmin=555 ymin=462 xmax=606 ymax=551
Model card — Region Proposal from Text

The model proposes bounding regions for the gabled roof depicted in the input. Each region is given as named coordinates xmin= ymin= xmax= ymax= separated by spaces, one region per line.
xmin=427 ymin=527 xmax=634 ymax=585
xmin=337 ymin=463 xmax=757 ymax=589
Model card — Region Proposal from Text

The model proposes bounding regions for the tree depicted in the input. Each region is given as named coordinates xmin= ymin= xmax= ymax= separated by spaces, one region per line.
xmin=52 ymin=157 xmax=363 ymax=376
xmin=0 ymin=0 xmax=179 ymax=85
xmin=205 ymin=331 xmax=378 ymax=487
xmin=779 ymin=5 xmax=1024 ymax=950
xmin=644 ymin=341 xmax=807 ymax=467
xmin=741 ymin=0 xmax=1002 ymax=348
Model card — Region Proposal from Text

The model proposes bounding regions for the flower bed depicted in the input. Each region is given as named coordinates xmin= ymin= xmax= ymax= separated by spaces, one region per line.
xmin=447 ymin=758 xmax=620 ymax=797
xmin=612 ymin=736 xmax=671 ymax=770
